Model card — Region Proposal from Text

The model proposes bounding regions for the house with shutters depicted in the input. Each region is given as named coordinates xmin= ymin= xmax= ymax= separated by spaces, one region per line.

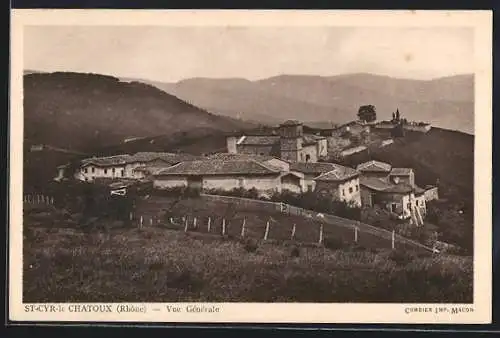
xmin=313 ymin=164 xmax=362 ymax=207
xmin=356 ymin=160 xmax=435 ymax=225
xmin=70 ymin=152 xmax=199 ymax=182
xmin=152 ymin=158 xmax=305 ymax=195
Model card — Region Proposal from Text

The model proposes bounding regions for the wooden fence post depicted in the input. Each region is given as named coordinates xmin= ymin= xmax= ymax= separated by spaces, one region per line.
xmin=129 ymin=212 xmax=133 ymax=221
xmin=392 ymin=229 xmax=395 ymax=249
xmin=207 ymin=217 xmax=211 ymax=233
xmin=222 ymin=218 xmax=226 ymax=236
xmin=240 ymin=218 xmax=246 ymax=238
xmin=354 ymin=226 xmax=358 ymax=243
xmin=50 ymin=197 xmax=54 ymax=205
xmin=264 ymin=220 xmax=270 ymax=240
xmin=139 ymin=216 xmax=143 ymax=229
xmin=184 ymin=216 xmax=189 ymax=233
xmin=150 ymin=217 xmax=153 ymax=226
xmin=291 ymin=224 xmax=296 ymax=240
xmin=193 ymin=217 xmax=197 ymax=229
xmin=319 ymin=224 xmax=324 ymax=245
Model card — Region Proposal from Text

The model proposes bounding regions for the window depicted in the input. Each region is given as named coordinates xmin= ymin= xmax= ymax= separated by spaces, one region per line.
xmin=305 ymin=154 xmax=311 ymax=162
xmin=238 ymin=178 xmax=244 ymax=188
xmin=91 ymin=167 xmax=95 ymax=173
xmin=407 ymin=203 xmax=411 ymax=210
xmin=307 ymin=184 xmax=313 ymax=192
xmin=259 ymin=152 xmax=264 ymax=156
xmin=416 ymin=200 xmax=419 ymax=206
xmin=356 ymin=185 xmax=359 ymax=192
xmin=104 ymin=169 xmax=108 ymax=174
xmin=112 ymin=168 xmax=115 ymax=174
xmin=342 ymin=189 xmax=345 ymax=196
xmin=84 ymin=168 xmax=88 ymax=173
xmin=120 ymin=170 xmax=124 ymax=177
xmin=349 ymin=187 xmax=353 ymax=194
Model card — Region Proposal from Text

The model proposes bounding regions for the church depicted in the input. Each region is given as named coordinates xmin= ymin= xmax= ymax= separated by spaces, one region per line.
xmin=226 ymin=120 xmax=328 ymax=163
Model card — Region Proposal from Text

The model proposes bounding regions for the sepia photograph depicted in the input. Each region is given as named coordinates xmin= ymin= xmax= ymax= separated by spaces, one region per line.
xmin=9 ymin=10 xmax=492 ymax=324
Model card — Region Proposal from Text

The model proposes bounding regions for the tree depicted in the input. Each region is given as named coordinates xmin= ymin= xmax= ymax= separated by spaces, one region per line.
xmin=357 ymin=105 xmax=377 ymax=122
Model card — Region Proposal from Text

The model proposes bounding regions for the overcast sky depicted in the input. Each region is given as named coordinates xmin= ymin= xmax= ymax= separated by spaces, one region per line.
xmin=24 ymin=26 xmax=474 ymax=82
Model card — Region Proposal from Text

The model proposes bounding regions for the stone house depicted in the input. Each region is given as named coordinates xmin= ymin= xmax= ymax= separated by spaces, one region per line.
xmin=72 ymin=152 xmax=198 ymax=182
xmin=226 ymin=120 xmax=328 ymax=163
xmin=356 ymin=160 xmax=393 ymax=179
xmin=356 ymin=160 xmax=432 ymax=225
xmin=152 ymin=159 xmax=305 ymax=194
xmin=313 ymin=165 xmax=362 ymax=206
xmin=290 ymin=162 xmax=347 ymax=193
xmin=360 ymin=176 xmax=425 ymax=224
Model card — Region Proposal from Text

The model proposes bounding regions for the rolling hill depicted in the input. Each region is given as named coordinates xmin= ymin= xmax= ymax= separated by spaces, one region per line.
xmin=148 ymin=73 xmax=474 ymax=134
xmin=23 ymin=72 xmax=254 ymax=153
xmin=22 ymin=72 xmax=257 ymax=190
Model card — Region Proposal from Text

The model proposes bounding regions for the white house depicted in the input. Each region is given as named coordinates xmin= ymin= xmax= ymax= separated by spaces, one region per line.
xmin=313 ymin=164 xmax=362 ymax=206
xmin=153 ymin=158 xmax=305 ymax=194
xmin=72 ymin=152 xmax=199 ymax=182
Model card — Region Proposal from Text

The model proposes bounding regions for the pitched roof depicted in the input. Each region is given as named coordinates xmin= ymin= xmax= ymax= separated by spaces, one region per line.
xmin=390 ymin=168 xmax=414 ymax=176
xmin=290 ymin=162 xmax=341 ymax=175
xmin=313 ymin=164 xmax=359 ymax=182
xmin=204 ymin=153 xmax=279 ymax=162
xmin=81 ymin=152 xmax=198 ymax=167
xmin=414 ymin=185 xmax=426 ymax=195
xmin=356 ymin=160 xmax=392 ymax=172
xmin=302 ymin=134 xmax=325 ymax=145
xmin=155 ymin=160 xmax=282 ymax=176
xmin=359 ymin=177 xmax=394 ymax=191
xmin=360 ymin=177 xmax=413 ymax=194
xmin=238 ymin=136 xmax=280 ymax=146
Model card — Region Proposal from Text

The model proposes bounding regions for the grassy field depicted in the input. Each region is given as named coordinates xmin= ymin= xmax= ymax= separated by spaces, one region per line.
xmin=23 ymin=206 xmax=473 ymax=303
xmin=134 ymin=196 xmax=432 ymax=252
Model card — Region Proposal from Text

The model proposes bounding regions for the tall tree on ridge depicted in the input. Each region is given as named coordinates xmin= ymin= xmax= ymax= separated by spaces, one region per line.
xmin=357 ymin=105 xmax=377 ymax=123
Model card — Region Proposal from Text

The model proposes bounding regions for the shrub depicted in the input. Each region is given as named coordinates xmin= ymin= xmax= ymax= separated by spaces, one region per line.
xmin=242 ymin=238 xmax=259 ymax=253
xmin=388 ymin=249 xmax=416 ymax=266
xmin=323 ymin=237 xmax=344 ymax=250
xmin=348 ymin=244 xmax=368 ymax=252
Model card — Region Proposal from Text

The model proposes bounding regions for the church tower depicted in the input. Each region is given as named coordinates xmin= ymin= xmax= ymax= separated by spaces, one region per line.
xmin=278 ymin=120 xmax=303 ymax=162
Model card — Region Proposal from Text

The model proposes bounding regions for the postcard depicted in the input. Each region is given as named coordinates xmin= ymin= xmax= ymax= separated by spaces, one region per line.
xmin=9 ymin=9 xmax=492 ymax=324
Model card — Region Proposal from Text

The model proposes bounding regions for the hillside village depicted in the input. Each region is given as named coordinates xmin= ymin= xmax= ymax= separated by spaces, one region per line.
xmin=55 ymin=114 xmax=439 ymax=228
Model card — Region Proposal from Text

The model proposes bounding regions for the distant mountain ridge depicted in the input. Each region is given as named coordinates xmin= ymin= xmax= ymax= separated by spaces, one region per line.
xmin=23 ymin=72 xmax=255 ymax=152
xmin=135 ymin=73 xmax=474 ymax=134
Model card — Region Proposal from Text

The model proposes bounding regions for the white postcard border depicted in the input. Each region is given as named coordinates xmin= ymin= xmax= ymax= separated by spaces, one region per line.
xmin=9 ymin=9 xmax=493 ymax=324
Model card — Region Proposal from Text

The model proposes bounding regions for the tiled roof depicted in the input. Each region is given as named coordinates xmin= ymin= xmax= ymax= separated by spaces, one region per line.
xmin=155 ymin=160 xmax=282 ymax=176
xmin=359 ymin=177 xmax=394 ymax=191
xmin=383 ymin=183 xmax=414 ymax=194
xmin=291 ymin=162 xmax=341 ymax=175
xmin=81 ymin=152 xmax=198 ymax=167
xmin=414 ymin=185 xmax=426 ymax=195
xmin=302 ymin=134 xmax=325 ymax=145
xmin=356 ymin=160 xmax=392 ymax=172
xmin=313 ymin=164 xmax=359 ymax=182
xmin=204 ymin=153 xmax=279 ymax=162
xmin=390 ymin=168 xmax=413 ymax=176
xmin=360 ymin=177 xmax=413 ymax=194
xmin=133 ymin=166 xmax=173 ymax=175
xmin=238 ymin=136 xmax=280 ymax=146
